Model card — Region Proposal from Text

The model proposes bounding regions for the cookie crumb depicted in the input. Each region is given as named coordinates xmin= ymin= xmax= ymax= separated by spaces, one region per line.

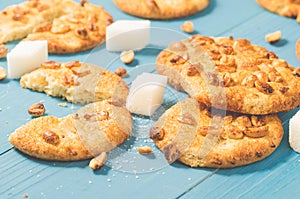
xmin=120 ymin=50 xmax=134 ymax=64
xmin=137 ymin=146 xmax=153 ymax=154
xmin=181 ymin=21 xmax=194 ymax=33
xmin=265 ymin=30 xmax=281 ymax=43
xmin=58 ymin=103 xmax=67 ymax=107
xmin=0 ymin=66 xmax=7 ymax=81
xmin=115 ymin=67 xmax=127 ymax=77
xmin=89 ymin=152 xmax=107 ymax=170
xmin=23 ymin=193 xmax=28 ymax=198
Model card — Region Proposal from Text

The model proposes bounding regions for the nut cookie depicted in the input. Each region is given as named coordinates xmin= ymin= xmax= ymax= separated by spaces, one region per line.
xmin=150 ymin=98 xmax=283 ymax=168
xmin=9 ymin=99 xmax=132 ymax=161
xmin=113 ymin=0 xmax=210 ymax=20
xmin=25 ymin=1 xmax=113 ymax=54
xmin=20 ymin=61 xmax=129 ymax=104
xmin=257 ymin=0 xmax=300 ymax=22
xmin=156 ymin=34 xmax=300 ymax=115
xmin=0 ymin=0 xmax=70 ymax=44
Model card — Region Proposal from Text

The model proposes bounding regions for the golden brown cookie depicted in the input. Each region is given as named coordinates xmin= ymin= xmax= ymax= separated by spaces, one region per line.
xmin=9 ymin=99 xmax=132 ymax=161
xmin=113 ymin=0 xmax=210 ymax=20
xmin=257 ymin=0 xmax=300 ymax=22
xmin=0 ymin=0 xmax=68 ymax=44
xmin=156 ymin=34 xmax=300 ymax=115
xmin=20 ymin=61 xmax=129 ymax=104
xmin=25 ymin=1 xmax=113 ymax=54
xmin=150 ymin=98 xmax=283 ymax=168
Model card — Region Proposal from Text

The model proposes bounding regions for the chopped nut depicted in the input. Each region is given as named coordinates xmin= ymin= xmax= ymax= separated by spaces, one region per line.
xmin=33 ymin=22 xmax=52 ymax=32
xmin=41 ymin=61 xmax=61 ymax=69
xmin=76 ymin=28 xmax=89 ymax=39
xmin=120 ymin=50 xmax=135 ymax=64
xmin=186 ymin=65 xmax=198 ymax=76
xmin=89 ymin=152 xmax=107 ymax=170
xmin=65 ymin=61 xmax=81 ymax=68
xmin=177 ymin=113 xmax=196 ymax=125
xmin=221 ymin=72 xmax=232 ymax=87
xmin=251 ymin=116 xmax=266 ymax=127
xmin=23 ymin=193 xmax=28 ymax=198
xmin=43 ymin=130 xmax=60 ymax=145
xmin=255 ymin=81 xmax=274 ymax=94
xmin=219 ymin=45 xmax=234 ymax=55
xmin=0 ymin=66 xmax=7 ymax=81
xmin=107 ymin=98 xmax=125 ymax=107
xmin=226 ymin=124 xmax=244 ymax=139
xmin=0 ymin=44 xmax=8 ymax=58
xmin=115 ymin=67 xmax=127 ymax=77
xmin=254 ymin=71 xmax=268 ymax=82
xmin=180 ymin=21 xmax=194 ymax=33
xmin=244 ymin=126 xmax=269 ymax=138
xmin=137 ymin=146 xmax=153 ymax=154
xmin=149 ymin=126 xmax=165 ymax=140
xmin=98 ymin=110 xmax=109 ymax=121
xmin=293 ymin=68 xmax=300 ymax=77
xmin=279 ymin=87 xmax=289 ymax=94
xmin=241 ymin=74 xmax=258 ymax=87
xmin=28 ymin=103 xmax=45 ymax=117
xmin=265 ymin=30 xmax=281 ymax=43
xmin=163 ymin=143 xmax=181 ymax=163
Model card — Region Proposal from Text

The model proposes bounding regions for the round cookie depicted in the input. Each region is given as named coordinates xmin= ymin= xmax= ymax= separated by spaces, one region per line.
xmin=256 ymin=0 xmax=300 ymax=22
xmin=113 ymin=0 xmax=210 ymax=20
xmin=8 ymin=99 xmax=132 ymax=161
xmin=156 ymin=34 xmax=300 ymax=115
xmin=150 ymin=98 xmax=283 ymax=168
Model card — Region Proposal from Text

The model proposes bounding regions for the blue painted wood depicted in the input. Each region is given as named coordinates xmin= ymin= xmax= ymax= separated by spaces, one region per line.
xmin=1 ymin=0 xmax=300 ymax=199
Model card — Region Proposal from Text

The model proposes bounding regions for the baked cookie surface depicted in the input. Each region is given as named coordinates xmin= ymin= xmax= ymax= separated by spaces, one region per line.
xmin=9 ymin=99 xmax=132 ymax=161
xmin=156 ymin=34 xmax=300 ymax=115
xmin=25 ymin=1 xmax=113 ymax=54
xmin=150 ymin=98 xmax=283 ymax=168
xmin=113 ymin=0 xmax=210 ymax=19
xmin=20 ymin=61 xmax=129 ymax=104
xmin=0 ymin=0 xmax=67 ymax=44
xmin=257 ymin=0 xmax=300 ymax=22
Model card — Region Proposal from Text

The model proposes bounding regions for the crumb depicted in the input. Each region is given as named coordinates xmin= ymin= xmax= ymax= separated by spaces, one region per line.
xmin=28 ymin=103 xmax=45 ymax=117
xmin=265 ymin=30 xmax=281 ymax=43
xmin=23 ymin=193 xmax=28 ymax=198
xmin=0 ymin=66 xmax=7 ymax=81
xmin=58 ymin=103 xmax=67 ymax=107
xmin=181 ymin=21 xmax=194 ymax=33
xmin=0 ymin=44 xmax=8 ymax=59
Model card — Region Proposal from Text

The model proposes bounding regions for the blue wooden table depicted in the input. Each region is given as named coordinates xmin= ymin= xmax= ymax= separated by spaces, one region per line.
xmin=1 ymin=0 xmax=300 ymax=198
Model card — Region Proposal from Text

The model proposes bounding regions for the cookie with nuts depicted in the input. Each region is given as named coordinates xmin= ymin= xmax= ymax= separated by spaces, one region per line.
xmin=20 ymin=61 xmax=129 ymax=104
xmin=257 ymin=0 xmax=300 ymax=23
xmin=156 ymin=34 xmax=300 ymax=114
xmin=9 ymin=99 xmax=132 ymax=161
xmin=0 ymin=0 xmax=70 ymax=44
xmin=113 ymin=0 xmax=209 ymax=20
xmin=25 ymin=1 xmax=113 ymax=54
xmin=150 ymin=98 xmax=283 ymax=168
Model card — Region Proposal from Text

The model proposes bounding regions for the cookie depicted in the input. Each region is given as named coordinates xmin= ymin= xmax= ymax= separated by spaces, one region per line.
xmin=20 ymin=61 xmax=129 ymax=104
xmin=257 ymin=0 xmax=300 ymax=22
xmin=156 ymin=34 xmax=300 ymax=115
xmin=113 ymin=0 xmax=210 ymax=20
xmin=150 ymin=98 xmax=283 ymax=168
xmin=25 ymin=1 xmax=113 ymax=54
xmin=0 ymin=0 xmax=67 ymax=44
xmin=9 ymin=99 xmax=132 ymax=161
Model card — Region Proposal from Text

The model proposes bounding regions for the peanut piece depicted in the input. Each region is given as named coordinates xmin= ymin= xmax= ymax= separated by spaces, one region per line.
xmin=28 ymin=103 xmax=45 ymax=117
xmin=120 ymin=50 xmax=134 ymax=64
xmin=137 ymin=146 xmax=153 ymax=154
xmin=43 ymin=130 xmax=60 ymax=145
xmin=0 ymin=44 xmax=8 ymax=58
xmin=0 ymin=66 xmax=7 ymax=81
xmin=115 ymin=67 xmax=127 ymax=77
xmin=89 ymin=152 xmax=107 ymax=170
xmin=244 ymin=126 xmax=269 ymax=138
xmin=181 ymin=21 xmax=194 ymax=33
xmin=265 ymin=30 xmax=281 ymax=43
